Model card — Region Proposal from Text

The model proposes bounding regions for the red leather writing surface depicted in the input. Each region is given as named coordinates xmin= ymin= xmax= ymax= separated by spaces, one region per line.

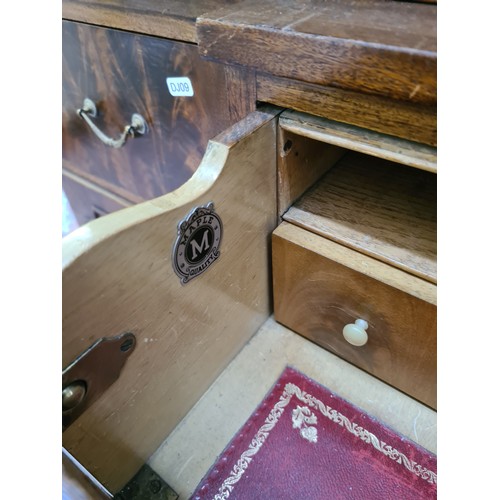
xmin=191 ymin=367 xmax=436 ymax=499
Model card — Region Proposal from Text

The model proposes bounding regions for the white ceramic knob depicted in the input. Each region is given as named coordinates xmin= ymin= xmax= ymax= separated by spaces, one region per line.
xmin=342 ymin=319 xmax=369 ymax=346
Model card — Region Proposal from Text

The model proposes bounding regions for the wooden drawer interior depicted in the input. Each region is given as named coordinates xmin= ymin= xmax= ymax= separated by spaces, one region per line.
xmin=274 ymin=110 xmax=437 ymax=407
xmin=62 ymin=110 xmax=437 ymax=497
xmin=284 ymin=151 xmax=437 ymax=283
xmin=277 ymin=110 xmax=436 ymax=216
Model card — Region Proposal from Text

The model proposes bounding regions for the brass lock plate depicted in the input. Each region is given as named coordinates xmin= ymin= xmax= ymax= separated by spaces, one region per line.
xmin=62 ymin=332 xmax=136 ymax=430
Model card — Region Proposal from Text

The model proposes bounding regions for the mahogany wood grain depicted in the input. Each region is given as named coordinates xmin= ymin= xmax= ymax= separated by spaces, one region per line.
xmin=258 ymin=74 xmax=436 ymax=146
xmin=223 ymin=65 xmax=257 ymax=123
xmin=62 ymin=21 xmax=256 ymax=205
xmin=62 ymin=0 xmax=247 ymax=43
xmin=272 ymin=223 xmax=437 ymax=409
xmin=62 ymin=0 xmax=436 ymax=49
xmin=283 ymin=152 xmax=437 ymax=283
xmin=280 ymin=111 xmax=437 ymax=173
xmin=198 ymin=0 xmax=436 ymax=104
xmin=62 ymin=164 xmax=145 ymax=206
xmin=62 ymin=108 xmax=279 ymax=493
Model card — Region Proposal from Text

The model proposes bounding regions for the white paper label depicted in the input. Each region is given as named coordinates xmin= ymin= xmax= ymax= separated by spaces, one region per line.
xmin=166 ymin=77 xmax=194 ymax=97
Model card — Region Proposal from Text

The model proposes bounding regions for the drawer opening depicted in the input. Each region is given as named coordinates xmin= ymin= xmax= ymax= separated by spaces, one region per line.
xmin=272 ymin=111 xmax=437 ymax=414
xmin=278 ymin=111 xmax=437 ymax=285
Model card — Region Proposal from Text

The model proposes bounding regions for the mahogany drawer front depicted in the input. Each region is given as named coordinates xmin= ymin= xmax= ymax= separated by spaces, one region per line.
xmin=63 ymin=170 xmax=131 ymax=226
xmin=62 ymin=21 xmax=248 ymax=204
xmin=272 ymin=222 xmax=436 ymax=409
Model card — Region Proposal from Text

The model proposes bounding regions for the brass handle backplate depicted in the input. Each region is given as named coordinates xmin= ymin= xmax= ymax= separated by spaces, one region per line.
xmin=77 ymin=98 xmax=148 ymax=149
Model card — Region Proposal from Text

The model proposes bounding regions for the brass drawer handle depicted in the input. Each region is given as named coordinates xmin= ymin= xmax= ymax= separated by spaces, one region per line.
xmin=77 ymin=98 xmax=148 ymax=149
xmin=342 ymin=319 xmax=369 ymax=346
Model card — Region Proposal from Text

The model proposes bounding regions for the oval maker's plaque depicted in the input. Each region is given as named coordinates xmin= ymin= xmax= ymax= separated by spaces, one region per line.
xmin=172 ymin=203 xmax=223 ymax=284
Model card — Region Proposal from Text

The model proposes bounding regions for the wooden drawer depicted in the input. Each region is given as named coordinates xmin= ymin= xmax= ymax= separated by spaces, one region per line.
xmin=273 ymin=222 xmax=437 ymax=409
xmin=62 ymin=21 xmax=254 ymax=207
xmin=273 ymin=111 xmax=437 ymax=409
xmin=63 ymin=170 xmax=131 ymax=226
xmin=62 ymin=109 xmax=437 ymax=496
